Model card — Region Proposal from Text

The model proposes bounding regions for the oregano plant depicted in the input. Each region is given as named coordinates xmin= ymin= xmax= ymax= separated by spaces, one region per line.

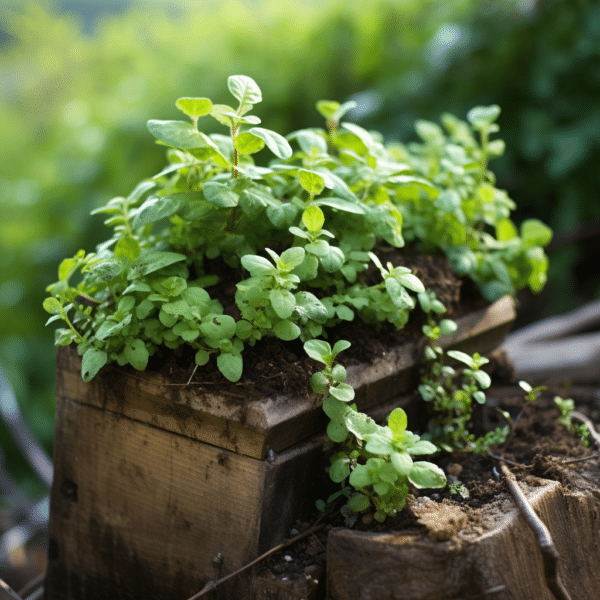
xmin=44 ymin=75 xmax=551 ymax=388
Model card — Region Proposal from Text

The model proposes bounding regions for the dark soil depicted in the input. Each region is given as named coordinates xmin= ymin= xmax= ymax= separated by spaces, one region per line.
xmin=252 ymin=366 xmax=600 ymax=597
xmin=151 ymin=251 xmax=467 ymax=400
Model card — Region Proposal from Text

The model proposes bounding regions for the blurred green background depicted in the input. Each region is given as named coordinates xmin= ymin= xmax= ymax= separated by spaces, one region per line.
xmin=1 ymin=0 xmax=599 ymax=493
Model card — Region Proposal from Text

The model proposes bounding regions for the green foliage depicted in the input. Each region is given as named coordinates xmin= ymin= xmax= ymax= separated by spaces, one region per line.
xmin=554 ymin=396 xmax=590 ymax=447
xmin=417 ymin=293 xmax=509 ymax=454
xmin=45 ymin=76 xmax=439 ymax=382
xmin=306 ymin=340 xmax=446 ymax=522
xmin=391 ymin=107 xmax=552 ymax=302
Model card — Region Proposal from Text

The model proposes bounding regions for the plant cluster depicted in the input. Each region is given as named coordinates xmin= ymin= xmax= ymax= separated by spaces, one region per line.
xmin=554 ymin=396 xmax=590 ymax=447
xmin=306 ymin=340 xmax=446 ymax=523
xmin=417 ymin=292 xmax=509 ymax=454
xmin=44 ymin=76 xmax=551 ymax=385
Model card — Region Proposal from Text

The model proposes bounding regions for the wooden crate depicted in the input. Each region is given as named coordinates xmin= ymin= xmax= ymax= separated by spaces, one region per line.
xmin=45 ymin=296 xmax=515 ymax=600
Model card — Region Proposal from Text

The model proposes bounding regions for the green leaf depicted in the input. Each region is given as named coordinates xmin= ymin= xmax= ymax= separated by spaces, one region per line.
xmin=390 ymin=451 xmax=413 ymax=476
xmin=304 ymin=339 xmax=331 ymax=363
xmin=270 ymin=289 xmax=296 ymax=319
xmin=329 ymin=383 xmax=355 ymax=403
xmin=327 ymin=420 xmax=348 ymax=443
xmin=349 ymin=464 xmax=374 ymax=489
xmin=292 ymin=129 xmax=328 ymax=154
xmin=329 ymin=458 xmax=350 ymax=483
xmin=474 ymin=370 xmax=492 ymax=389
xmin=234 ymin=132 xmax=265 ymax=155
xmin=43 ymin=297 xmax=62 ymax=315
xmin=302 ymin=206 xmax=325 ymax=233
xmin=95 ymin=315 xmax=132 ymax=340
xmin=202 ymin=182 xmax=239 ymax=208
xmin=210 ymin=104 xmax=237 ymax=127
xmin=335 ymin=305 xmax=354 ymax=321
xmin=128 ymin=251 xmax=187 ymax=278
xmin=248 ymin=127 xmax=293 ymax=159
xmin=241 ymin=254 xmax=275 ymax=274
xmin=124 ymin=339 xmax=149 ymax=371
xmin=195 ymin=349 xmax=210 ymax=366
xmin=406 ymin=440 xmax=438 ymax=456
xmin=147 ymin=119 xmax=219 ymax=150
xmin=396 ymin=273 xmax=425 ymax=293
xmin=320 ymin=246 xmax=345 ymax=272
xmin=58 ymin=257 xmax=79 ymax=284
xmin=273 ymin=320 xmax=301 ymax=341
xmin=332 ymin=340 xmax=351 ymax=357
xmin=310 ymin=371 xmax=329 ymax=395
xmin=348 ymin=493 xmax=371 ymax=513
xmin=201 ymin=314 xmax=236 ymax=340
xmin=280 ymin=246 xmax=305 ymax=268
xmin=298 ymin=170 xmax=326 ymax=196
xmin=314 ymin=197 xmax=364 ymax=215
xmin=132 ymin=193 xmax=189 ymax=228
xmin=228 ymin=75 xmax=262 ymax=108
xmin=175 ymin=97 xmax=213 ymax=119
xmin=446 ymin=350 xmax=475 ymax=367
xmin=388 ymin=408 xmax=407 ymax=434
xmin=316 ymin=100 xmax=356 ymax=123
xmin=365 ymin=436 xmax=394 ymax=455
xmin=467 ymin=105 xmax=501 ymax=129
xmin=408 ymin=462 xmax=447 ymax=489
xmin=521 ymin=219 xmax=553 ymax=248
xmin=114 ymin=236 xmax=141 ymax=261
xmin=496 ymin=218 xmax=518 ymax=241
xmin=266 ymin=202 xmax=299 ymax=228
xmin=322 ymin=396 xmax=349 ymax=419
xmin=217 ymin=352 xmax=243 ymax=382
xmin=81 ymin=347 xmax=108 ymax=382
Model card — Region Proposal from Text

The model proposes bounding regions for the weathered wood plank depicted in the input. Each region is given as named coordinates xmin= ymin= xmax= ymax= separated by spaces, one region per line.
xmin=57 ymin=296 xmax=515 ymax=460
xmin=45 ymin=397 xmax=325 ymax=600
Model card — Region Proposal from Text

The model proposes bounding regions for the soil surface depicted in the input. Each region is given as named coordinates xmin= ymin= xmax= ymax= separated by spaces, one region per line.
xmin=150 ymin=251 xmax=468 ymax=400
xmin=251 ymin=363 xmax=600 ymax=598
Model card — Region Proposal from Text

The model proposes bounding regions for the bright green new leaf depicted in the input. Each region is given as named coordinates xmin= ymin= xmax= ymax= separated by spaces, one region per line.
xmin=298 ymin=170 xmax=326 ymax=196
xmin=81 ymin=348 xmax=108 ymax=382
xmin=217 ymin=352 xmax=243 ymax=382
xmin=43 ymin=297 xmax=62 ymax=315
xmin=521 ymin=219 xmax=553 ymax=248
xmin=175 ymin=97 xmax=213 ymax=119
xmin=388 ymin=408 xmax=407 ymax=434
xmin=467 ymin=105 xmax=501 ymax=129
xmin=228 ymin=75 xmax=262 ymax=109
xmin=302 ymin=205 xmax=325 ymax=233
xmin=58 ymin=257 xmax=79 ymax=284
xmin=446 ymin=350 xmax=475 ymax=367
xmin=234 ymin=132 xmax=265 ymax=155
xmin=124 ymin=339 xmax=149 ymax=371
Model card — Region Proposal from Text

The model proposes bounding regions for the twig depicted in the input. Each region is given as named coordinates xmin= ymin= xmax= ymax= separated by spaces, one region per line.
xmin=559 ymin=453 xmax=599 ymax=465
xmin=0 ymin=577 xmax=24 ymax=600
xmin=185 ymin=522 xmax=325 ymax=599
xmin=497 ymin=462 xmax=572 ymax=600
xmin=17 ymin=574 xmax=44 ymax=598
xmin=486 ymin=451 xmax=530 ymax=469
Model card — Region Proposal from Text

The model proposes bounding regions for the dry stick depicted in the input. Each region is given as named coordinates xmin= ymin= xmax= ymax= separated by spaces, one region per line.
xmin=498 ymin=462 xmax=572 ymax=600
xmin=185 ymin=522 xmax=325 ymax=600
xmin=17 ymin=574 xmax=44 ymax=598
xmin=0 ymin=577 xmax=24 ymax=600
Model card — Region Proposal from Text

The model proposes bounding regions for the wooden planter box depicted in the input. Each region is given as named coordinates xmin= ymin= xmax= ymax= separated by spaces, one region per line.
xmin=44 ymin=296 xmax=515 ymax=600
